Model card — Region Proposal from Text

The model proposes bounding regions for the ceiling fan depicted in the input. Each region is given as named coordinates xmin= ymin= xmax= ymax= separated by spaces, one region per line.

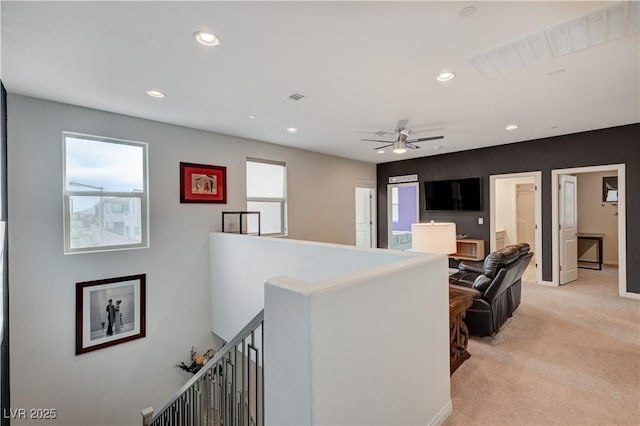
xmin=361 ymin=119 xmax=444 ymax=154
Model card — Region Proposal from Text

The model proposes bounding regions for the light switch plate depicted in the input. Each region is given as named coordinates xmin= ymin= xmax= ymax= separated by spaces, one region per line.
xmin=478 ymin=217 xmax=484 ymax=225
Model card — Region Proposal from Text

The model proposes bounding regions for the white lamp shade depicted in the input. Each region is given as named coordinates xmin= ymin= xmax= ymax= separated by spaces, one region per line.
xmin=411 ymin=222 xmax=457 ymax=254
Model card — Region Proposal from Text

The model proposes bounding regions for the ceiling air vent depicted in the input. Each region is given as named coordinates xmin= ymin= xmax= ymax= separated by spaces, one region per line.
xmin=469 ymin=1 xmax=639 ymax=78
xmin=287 ymin=93 xmax=305 ymax=101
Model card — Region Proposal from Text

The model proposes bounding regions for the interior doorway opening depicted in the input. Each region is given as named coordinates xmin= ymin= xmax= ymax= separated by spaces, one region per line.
xmin=552 ymin=164 xmax=629 ymax=298
xmin=387 ymin=182 xmax=419 ymax=250
xmin=490 ymin=172 xmax=542 ymax=284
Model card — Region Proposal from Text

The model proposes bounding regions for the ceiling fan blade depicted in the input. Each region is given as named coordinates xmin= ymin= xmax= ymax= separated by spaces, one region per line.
xmin=361 ymin=138 xmax=394 ymax=143
xmin=407 ymin=135 xmax=445 ymax=143
xmin=374 ymin=130 xmax=396 ymax=137
xmin=354 ymin=130 xmax=394 ymax=136
xmin=396 ymin=119 xmax=408 ymax=130
xmin=374 ymin=144 xmax=393 ymax=150
xmin=410 ymin=126 xmax=446 ymax=134
xmin=406 ymin=144 xmax=421 ymax=149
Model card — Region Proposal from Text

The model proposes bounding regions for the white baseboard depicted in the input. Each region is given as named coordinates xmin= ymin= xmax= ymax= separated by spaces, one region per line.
xmin=537 ymin=280 xmax=555 ymax=287
xmin=429 ymin=399 xmax=453 ymax=425
xmin=621 ymin=291 xmax=640 ymax=300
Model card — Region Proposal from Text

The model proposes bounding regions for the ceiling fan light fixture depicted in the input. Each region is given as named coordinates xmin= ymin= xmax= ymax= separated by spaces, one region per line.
xmin=436 ymin=72 xmax=456 ymax=82
xmin=393 ymin=141 xmax=407 ymax=154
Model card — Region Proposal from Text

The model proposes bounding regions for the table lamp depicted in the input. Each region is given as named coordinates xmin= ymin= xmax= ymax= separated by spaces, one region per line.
xmin=411 ymin=221 xmax=457 ymax=254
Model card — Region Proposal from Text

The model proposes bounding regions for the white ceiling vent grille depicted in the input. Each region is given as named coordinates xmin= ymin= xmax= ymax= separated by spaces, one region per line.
xmin=287 ymin=93 xmax=305 ymax=101
xmin=469 ymin=1 xmax=639 ymax=78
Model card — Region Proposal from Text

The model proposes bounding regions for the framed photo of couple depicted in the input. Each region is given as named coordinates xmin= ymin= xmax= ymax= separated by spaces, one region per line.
xmin=75 ymin=274 xmax=146 ymax=355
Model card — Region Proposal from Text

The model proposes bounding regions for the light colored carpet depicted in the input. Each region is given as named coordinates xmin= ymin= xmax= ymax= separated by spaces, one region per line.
xmin=445 ymin=266 xmax=640 ymax=426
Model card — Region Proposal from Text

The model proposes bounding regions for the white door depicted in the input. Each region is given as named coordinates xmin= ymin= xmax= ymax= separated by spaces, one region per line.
xmin=355 ymin=187 xmax=373 ymax=248
xmin=516 ymin=183 xmax=536 ymax=253
xmin=559 ymin=175 xmax=578 ymax=285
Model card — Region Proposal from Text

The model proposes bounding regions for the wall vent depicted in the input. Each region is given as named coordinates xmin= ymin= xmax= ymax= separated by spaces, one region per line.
xmin=288 ymin=93 xmax=305 ymax=101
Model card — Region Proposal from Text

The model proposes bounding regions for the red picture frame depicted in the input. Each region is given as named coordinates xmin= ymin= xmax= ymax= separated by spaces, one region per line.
xmin=180 ymin=162 xmax=227 ymax=204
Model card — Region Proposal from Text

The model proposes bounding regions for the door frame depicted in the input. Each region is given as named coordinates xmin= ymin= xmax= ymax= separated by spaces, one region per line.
xmin=355 ymin=186 xmax=376 ymax=248
xmin=551 ymin=164 xmax=630 ymax=298
xmin=490 ymin=171 xmax=542 ymax=284
xmin=387 ymin=182 xmax=419 ymax=249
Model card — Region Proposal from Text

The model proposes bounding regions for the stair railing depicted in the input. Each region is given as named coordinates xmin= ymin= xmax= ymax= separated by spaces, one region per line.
xmin=142 ymin=310 xmax=264 ymax=426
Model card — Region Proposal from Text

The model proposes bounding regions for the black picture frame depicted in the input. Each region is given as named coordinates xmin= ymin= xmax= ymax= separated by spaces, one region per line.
xmin=76 ymin=274 xmax=146 ymax=355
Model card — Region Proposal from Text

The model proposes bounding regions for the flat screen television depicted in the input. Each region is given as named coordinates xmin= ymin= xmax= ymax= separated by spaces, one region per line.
xmin=424 ymin=177 xmax=481 ymax=211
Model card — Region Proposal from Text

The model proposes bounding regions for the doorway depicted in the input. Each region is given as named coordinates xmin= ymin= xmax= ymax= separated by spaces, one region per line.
xmin=387 ymin=182 xmax=419 ymax=250
xmin=490 ymin=172 xmax=542 ymax=284
xmin=355 ymin=187 xmax=375 ymax=248
xmin=551 ymin=164 xmax=629 ymax=298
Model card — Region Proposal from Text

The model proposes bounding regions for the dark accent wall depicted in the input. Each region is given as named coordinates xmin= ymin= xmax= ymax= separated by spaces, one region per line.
xmin=1 ymin=81 xmax=8 ymax=426
xmin=377 ymin=124 xmax=640 ymax=293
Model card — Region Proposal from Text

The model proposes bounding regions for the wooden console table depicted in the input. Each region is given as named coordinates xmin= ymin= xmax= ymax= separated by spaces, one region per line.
xmin=452 ymin=239 xmax=485 ymax=261
xmin=449 ymin=285 xmax=478 ymax=374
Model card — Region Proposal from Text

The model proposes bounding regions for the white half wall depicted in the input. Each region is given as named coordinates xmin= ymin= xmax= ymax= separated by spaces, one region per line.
xmin=263 ymin=245 xmax=451 ymax=425
xmin=210 ymin=232 xmax=412 ymax=341
xmin=7 ymin=95 xmax=375 ymax=426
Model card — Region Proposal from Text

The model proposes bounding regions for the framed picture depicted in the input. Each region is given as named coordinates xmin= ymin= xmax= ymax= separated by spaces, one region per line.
xmin=76 ymin=274 xmax=146 ymax=355
xmin=602 ymin=176 xmax=618 ymax=202
xmin=180 ymin=162 xmax=227 ymax=203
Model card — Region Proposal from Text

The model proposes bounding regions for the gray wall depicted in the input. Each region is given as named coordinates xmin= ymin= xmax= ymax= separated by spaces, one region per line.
xmin=377 ymin=124 xmax=640 ymax=294
xmin=7 ymin=94 xmax=375 ymax=425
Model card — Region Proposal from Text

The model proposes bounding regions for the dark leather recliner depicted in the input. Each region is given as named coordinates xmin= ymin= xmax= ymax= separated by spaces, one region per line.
xmin=449 ymin=243 xmax=533 ymax=337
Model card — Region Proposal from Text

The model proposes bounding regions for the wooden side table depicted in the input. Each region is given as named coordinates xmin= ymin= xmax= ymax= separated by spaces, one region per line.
xmin=449 ymin=284 xmax=479 ymax=374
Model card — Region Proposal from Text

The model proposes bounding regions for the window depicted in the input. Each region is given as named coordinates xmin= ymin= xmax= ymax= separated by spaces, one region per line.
xmin=63 ymin=132 xmax=148 ymax=253
xmin=246 ymin=158 xmax=287 ymax=235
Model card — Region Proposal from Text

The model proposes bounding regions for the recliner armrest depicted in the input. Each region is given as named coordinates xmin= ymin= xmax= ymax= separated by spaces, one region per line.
xmin=472 ymin=275 xmax=493 ymax=293
xmin=459 ymin=260 xmax=484 ymax=274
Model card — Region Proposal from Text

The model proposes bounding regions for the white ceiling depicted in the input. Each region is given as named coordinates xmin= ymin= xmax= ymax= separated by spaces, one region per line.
xmin=2 ymin=1 xmax=639 ymax=164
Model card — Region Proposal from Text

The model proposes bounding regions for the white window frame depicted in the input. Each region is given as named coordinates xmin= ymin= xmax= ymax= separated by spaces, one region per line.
xmin=246 ymin=157 xmax=287 ymax=236
xmin=62 ymin=132 xmax=149 ymax=254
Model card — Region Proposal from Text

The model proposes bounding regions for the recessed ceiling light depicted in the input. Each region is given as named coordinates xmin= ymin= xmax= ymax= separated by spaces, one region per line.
xmin=459 ymin=6 xmax=476 ymax=17
xmin=505 ymin=124 xmax=519 ymax=131
xmin=194 ymin=31 xmax=220 ymax=47
xmin=249 ymin=115 xmax=256 ymax=119
xmin=286 ymin=127 xmax=298 ymax=134
xmin=146 ymin=90 xmax=165 ymax=98
xmin=436 ymin=72 xmax=456 ymax=82
xmin=377 ymin=149 xmax=385 ymax=154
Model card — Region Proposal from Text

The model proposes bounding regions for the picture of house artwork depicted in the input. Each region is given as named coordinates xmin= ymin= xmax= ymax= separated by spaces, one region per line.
xmin=192 ymin=173 xmax=217 ymax=194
